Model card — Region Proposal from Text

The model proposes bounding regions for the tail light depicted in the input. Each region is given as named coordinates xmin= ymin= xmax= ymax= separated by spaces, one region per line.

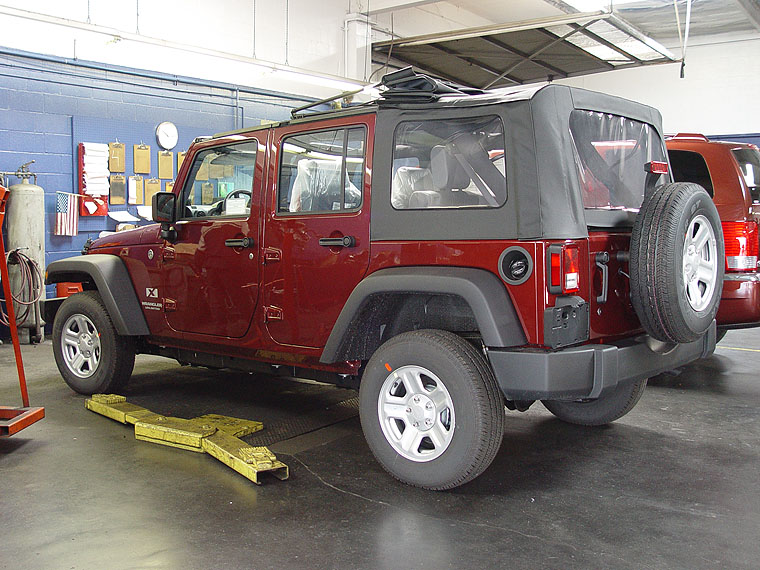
xmin=723 ymin=221 xmax=758 ymax=272
xmin=547 ymin=243 xmax=581 ymax=295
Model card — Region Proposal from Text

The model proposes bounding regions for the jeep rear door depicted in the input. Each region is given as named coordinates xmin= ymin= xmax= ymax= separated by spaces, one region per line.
xmin=262 ymin=115 xmax=374 ymax=349
xmin=160 ymin=135 xmax=265 ymax=338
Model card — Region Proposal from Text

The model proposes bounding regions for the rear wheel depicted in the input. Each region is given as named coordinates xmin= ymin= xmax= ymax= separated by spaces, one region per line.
xmin=359 ymin=329 xmax=504 ymax=490
xmin=52 ymin=291 xmax=135 ymax=394
xmin=542 ymin=379 xmax=647 ymax=426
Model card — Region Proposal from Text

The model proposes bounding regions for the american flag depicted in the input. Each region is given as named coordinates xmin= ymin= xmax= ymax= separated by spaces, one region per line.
xmin=54 ymin=192 xmax=78 ymax=236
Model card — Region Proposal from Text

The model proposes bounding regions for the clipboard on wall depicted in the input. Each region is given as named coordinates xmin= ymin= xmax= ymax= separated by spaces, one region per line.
xmin=109 ymin=142 xmax=125 ymax=172
xmin=158 ymin=151 xmax=174 ymax=179
xmin=128 ymin=176 xmax=144 ymax=205
xmin=177 ymin=151 xmax=186 ymax=172
xmin=133 ymin=144 xmax=151 ymax=174
xmin=145 ymin=178 xmax=161 ymax=205
xmin=110 ymin=174 xmax=126 ymax=205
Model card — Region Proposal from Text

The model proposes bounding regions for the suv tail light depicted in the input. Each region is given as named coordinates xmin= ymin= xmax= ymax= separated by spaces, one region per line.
xmin=723 ymin=221 xmax=759 ymax=272
xmin=547 ymin=243 xmax=581 ymax=294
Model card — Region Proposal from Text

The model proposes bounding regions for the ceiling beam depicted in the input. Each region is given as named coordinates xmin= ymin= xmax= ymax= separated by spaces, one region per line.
xmin=373 ymin=11 xmax=611 ymax=49
xmin=567 ymin=22 xmax=642 ymax=64
xmin=359 ymin=0 xmax=444 ymax=16
xmin=734 ymin=0 xmax=760 ymax=31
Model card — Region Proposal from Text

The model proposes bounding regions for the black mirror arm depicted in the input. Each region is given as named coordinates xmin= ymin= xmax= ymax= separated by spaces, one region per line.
xmin=160 ymin=222 xmax=178 ymax=243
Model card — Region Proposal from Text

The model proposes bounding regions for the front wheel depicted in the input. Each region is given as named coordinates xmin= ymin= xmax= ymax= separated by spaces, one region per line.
xmin=52 ymin=291 xmax=135 ymax=394
xmin=359 ymin=329 xmax=504 ymax=490
xmin=541 ymin=378 xmax=647 ymax=426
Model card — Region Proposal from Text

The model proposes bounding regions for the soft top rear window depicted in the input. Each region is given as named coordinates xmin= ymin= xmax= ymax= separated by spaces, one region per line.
xmin=732 ymin=147 xmax=760 ymax=204
xmin=570 ymin=110 xmax=666 ymax=211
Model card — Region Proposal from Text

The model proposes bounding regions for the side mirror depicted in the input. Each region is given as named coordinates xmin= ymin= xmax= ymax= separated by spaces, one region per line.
xmin=152 ymin=192 xmax=178 ymax=242
xmin=152 ymin=192 xmax=176 ymax=223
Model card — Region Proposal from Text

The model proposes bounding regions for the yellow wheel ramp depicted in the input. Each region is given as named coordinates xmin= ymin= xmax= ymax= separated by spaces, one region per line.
xmin=85 ymin=394 xmax=288 ymax=485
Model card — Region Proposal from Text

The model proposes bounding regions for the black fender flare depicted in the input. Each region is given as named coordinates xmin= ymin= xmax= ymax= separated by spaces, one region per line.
xmin=320 ymin=266 xmax=527 ymax=363
xmin=45 ymin=254 xmax=150 ymax=336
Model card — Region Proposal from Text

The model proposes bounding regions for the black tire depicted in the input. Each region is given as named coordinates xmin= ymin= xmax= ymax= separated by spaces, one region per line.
xmin=716 ymin=329 xmax=728 ymax=343
xmin=542 ymin=378 xmax=647 ymax=426
xmin=630 ymin=182 xmax=724 ymax=343
xmin=359 ymin=329 xmax=504 ymax=490
xmin=52 ymin=291 xmax=135 ymax=395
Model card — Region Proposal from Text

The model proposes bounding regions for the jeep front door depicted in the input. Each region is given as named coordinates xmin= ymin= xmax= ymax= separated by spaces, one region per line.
xmin=161 ymin=137 xmax=264 ymax=338
xmin=262 ymin=119 xmax=373 ymax=349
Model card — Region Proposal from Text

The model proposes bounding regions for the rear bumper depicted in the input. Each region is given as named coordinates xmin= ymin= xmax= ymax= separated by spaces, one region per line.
xmin=487 ymin=320 xmax=717 ymax=401
xmin=716 ymin=273 xmax=760 ymax=328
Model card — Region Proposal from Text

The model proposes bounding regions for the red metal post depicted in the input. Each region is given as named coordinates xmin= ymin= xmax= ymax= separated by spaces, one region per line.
xmin=0 ymin=184 xmax=30 ymax=408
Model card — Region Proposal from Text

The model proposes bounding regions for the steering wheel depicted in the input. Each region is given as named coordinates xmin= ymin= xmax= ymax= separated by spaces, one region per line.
xmin=223 ymin=189 xmax=252 ymax=214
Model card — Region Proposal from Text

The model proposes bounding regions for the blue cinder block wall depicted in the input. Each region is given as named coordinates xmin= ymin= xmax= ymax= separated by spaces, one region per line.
xmin=0 ymin=48 xmax=312 ymax=301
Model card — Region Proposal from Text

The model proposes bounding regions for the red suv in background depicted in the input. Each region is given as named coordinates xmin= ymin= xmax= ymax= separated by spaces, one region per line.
xmin=667 ymin=134 xmax=760 ymax=334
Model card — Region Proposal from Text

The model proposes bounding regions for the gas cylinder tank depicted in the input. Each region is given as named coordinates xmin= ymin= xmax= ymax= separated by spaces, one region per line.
xmin=6 ymin=177 xmax=46 ymax=327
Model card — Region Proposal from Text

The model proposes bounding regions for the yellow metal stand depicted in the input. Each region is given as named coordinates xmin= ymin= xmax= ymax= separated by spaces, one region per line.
xmin=85 ymin=394 xmax=288 ymax=484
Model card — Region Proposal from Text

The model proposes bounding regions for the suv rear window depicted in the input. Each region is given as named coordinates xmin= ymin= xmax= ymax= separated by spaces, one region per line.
xmin=668 ymin=149 xmax=714 ymax=196
xmin=391 ymin=116 xmax=507 ymax=210
xmin=732 ymin=148 xmax=760 ymax=204
xmin=570 ymin=110 xmax=666 ymax=210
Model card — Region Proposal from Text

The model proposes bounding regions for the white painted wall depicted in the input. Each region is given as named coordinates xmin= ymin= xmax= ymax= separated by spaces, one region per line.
xmin=558 ymin=35 xmax=760 ymax=135
xmin=0 ymin=0 xmax=363 ymax=98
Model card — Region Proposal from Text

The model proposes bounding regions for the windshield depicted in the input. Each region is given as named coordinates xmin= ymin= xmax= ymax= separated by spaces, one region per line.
xmin=570 ymin=110 xmax=666 ymax=211
xmin=732 ymin=147 xmax=760 ymax=204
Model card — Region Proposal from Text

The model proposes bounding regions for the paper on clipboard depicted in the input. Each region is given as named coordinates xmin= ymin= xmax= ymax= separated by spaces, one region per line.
xmin=177 ymin=151 xmax=186 ymax=171
xmin=158 ymin=151 xmax=174 ymax=179
xmin=145 ymin=179 xmax=161 ymax=205
xmin=201 ymin=182 xmax=214 ymax=204
xmin=109 ymin=143 xmax=125 ymax=172
xmin=208 ymin=163 xmax=225 ymax=179
xmin=128 ymin=176 xmax=144 ymax=204
xmin=110 ymin=174 xmax=126 ymax=204
xmin=133 ymin=144 xmax=151 ymax=174
xmin=196 ymin=160 xmax=209 ymax=181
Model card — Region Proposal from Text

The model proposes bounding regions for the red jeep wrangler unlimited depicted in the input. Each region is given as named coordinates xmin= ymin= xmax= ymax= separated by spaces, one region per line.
xmin=47 ymin=70 xmax=723 ymax=490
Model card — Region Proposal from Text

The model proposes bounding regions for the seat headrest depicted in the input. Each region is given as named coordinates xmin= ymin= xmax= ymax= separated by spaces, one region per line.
xmin=430 ymin=145 xmax=470 ymax=190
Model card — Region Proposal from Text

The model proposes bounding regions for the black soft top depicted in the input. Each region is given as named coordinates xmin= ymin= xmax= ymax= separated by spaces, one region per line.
xmin=369 ymin=83 xmax=665 ymax=242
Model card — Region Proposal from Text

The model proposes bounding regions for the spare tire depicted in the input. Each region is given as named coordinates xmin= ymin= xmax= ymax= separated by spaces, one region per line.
xmin=630 ymin=182 xmax=724 ymax=343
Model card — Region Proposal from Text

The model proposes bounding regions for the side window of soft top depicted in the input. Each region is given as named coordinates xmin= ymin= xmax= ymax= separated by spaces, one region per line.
xmin=277 ymin=127 xmax=366 ymax=214
xmin=178 ymin=140 xmax=258 ymax=219
xmin=390 ymin=115 xmax=507 ymax=210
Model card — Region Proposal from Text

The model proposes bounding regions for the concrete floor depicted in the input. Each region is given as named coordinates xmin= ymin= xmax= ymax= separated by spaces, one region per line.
xmin=1 ymin=330 xmax=759 ymax=570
